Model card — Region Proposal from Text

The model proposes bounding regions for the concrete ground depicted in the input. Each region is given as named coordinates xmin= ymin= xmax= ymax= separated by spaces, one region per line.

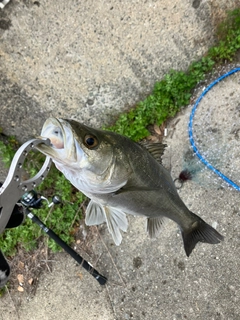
xmin=0 ymin=0 xmax=240 ymax=319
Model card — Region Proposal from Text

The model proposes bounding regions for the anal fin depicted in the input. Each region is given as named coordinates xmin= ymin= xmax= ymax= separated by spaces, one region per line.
xmin=146 ymin=216 xmax=165 ymax=238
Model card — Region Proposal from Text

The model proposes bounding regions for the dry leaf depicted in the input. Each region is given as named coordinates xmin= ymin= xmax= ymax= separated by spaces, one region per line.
xmin=77 ymin=273 xmax=83 ymax=280
xmin=17 ymin=286 xmax=24 ymax=292
xmin=28 ymin=278 xmax=34 ymax=285
xmin=147 ymin=135 xmax=159 ymax=142
xmin=153 ymin=124 xmax=162 ymax=135
xmin=18 ymin=261 xmax=24 ymax=269
xmin=17 ymin=274 xmax=24 ymax=283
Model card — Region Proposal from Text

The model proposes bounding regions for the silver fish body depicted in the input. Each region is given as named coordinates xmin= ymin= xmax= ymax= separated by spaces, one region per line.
xmin=37 ymin=118 xmax=223 ymax=256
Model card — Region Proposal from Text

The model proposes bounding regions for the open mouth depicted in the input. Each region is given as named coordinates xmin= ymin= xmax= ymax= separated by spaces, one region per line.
xmin=36 ymin=118 xmax=78 ymax=163
xmin=48 ymin=126 xmax=64 ymax=149
xmin=40 ymin=118 xmax=66 ymax=150
xmin=35 ymin=118 xmax=66 ymax=157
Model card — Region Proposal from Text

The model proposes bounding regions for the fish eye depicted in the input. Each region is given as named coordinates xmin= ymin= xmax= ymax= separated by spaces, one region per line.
xmin=84 ymin=135 xmax=98 ymax=149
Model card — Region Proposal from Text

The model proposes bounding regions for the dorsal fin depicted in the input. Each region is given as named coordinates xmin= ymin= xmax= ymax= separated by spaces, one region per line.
xmin=139 ymin=141 xmax=167 ymax=164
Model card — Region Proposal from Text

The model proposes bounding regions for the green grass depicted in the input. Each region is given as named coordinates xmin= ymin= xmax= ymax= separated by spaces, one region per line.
xmin=209 ymin=9 xmax=240 ymax=61
xmin=0 ymin=8 xmax=240 ymax=258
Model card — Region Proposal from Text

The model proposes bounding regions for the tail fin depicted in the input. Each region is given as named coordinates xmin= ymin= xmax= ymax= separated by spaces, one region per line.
xmin=182 ymin=217 xmax=224 ymax=257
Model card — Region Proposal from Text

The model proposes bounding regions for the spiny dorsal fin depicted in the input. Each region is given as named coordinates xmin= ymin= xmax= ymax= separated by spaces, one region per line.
xmin=139 ymin=141 xmax=167 ymax=164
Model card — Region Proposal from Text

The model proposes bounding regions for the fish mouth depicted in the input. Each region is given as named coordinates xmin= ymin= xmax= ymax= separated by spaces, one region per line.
xmin=36 ymin=118 xmax=77 ymax=163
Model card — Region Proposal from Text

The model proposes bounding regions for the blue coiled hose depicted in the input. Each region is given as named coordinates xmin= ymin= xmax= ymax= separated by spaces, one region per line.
xmin=188 ymin=67 xmax=240 ymax=191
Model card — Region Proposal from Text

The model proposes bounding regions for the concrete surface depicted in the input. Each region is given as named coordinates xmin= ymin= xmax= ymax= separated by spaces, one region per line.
xmin=1 ymin=0 xmax=240 ymax=319
xmin=0 ymin=0 xmax=237 ymax=142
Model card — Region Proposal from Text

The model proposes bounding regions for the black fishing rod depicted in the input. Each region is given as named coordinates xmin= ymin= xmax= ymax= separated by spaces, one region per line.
xmin=21 ymin=191 xmax=107 ymax=286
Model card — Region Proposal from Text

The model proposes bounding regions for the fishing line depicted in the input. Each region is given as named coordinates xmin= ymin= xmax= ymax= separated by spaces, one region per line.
xmin=188 ymin=67 xmax=240 ymax=191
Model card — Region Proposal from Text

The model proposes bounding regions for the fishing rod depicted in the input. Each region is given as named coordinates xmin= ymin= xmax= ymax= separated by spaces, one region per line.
xmin=21 ymin=190 xmax=107 ymax=286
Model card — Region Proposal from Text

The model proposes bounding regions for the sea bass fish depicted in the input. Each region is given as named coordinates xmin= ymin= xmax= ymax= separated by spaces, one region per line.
xmin=36 ymin=118 xmax=223 ymax=256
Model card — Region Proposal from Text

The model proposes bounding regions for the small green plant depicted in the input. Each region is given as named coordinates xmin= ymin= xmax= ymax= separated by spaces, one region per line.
xmin=209 ymin=9 xmax=240 ymax=61
xmin=0 ymin=286 xmax=7 ymax=297
xmin=0 ymin=135 xmax=19 ymax=167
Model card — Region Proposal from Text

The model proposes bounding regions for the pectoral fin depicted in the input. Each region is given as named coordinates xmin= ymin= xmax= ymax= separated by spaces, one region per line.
xmin=85 ymin=201 xmax=128 ymax=245
xmin=146 ymin=216 xmax=165 ymax=238
xmin=85 ymin=200 xmax=106 ymax=225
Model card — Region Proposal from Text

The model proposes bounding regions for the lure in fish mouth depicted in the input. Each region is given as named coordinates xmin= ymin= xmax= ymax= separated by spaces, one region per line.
xmin=37 ymin=117 xmax=224 ymax=257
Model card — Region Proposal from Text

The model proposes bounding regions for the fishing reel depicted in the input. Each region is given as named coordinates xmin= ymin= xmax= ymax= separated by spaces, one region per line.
xmin=0 ymin=186 xmax=62 ymax=230
xmin=21 ymin=190 xmax=62 ymax=209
